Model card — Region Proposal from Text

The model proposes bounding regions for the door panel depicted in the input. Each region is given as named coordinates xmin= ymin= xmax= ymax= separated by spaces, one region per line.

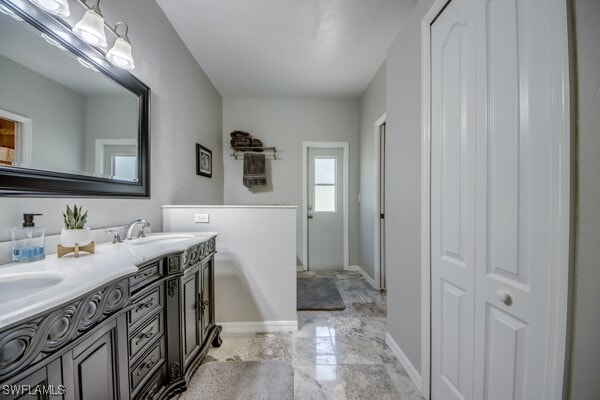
xmin=430 ymin=0 xmax=476 ymax=398
xmin=484 ymin=306 xmax=528 ymax=400
xmin=472 ymin=0 xmax=564 ymax=398
xmin=72 ymin=329 xmax=117 ymax=400
xmin=379 ymin=123 xmax=386 ymax=289
xmin=201 ymin=259 xmax=213 ymax=340
xmin=307 ymin=147 xmax=344 ymax=270
xmin=182 ymin=270 xmax=200 ymax=365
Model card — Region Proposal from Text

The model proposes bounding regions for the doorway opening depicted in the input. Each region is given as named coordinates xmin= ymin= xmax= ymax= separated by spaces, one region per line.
xmin=374 ymin=113 xmax=387 ymax=290
xmin=302 ymin=142 xmax=349 ymax=271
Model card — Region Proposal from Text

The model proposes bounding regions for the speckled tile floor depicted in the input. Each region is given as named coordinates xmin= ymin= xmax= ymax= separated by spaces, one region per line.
xmin=191 ymin=271 xmax=423 ymax=400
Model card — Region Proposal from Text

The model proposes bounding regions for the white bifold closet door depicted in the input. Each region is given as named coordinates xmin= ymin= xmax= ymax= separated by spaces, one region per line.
xmin=430 ymin=0 xmax=476 ymax=398
xmin=431 ymin=0 xmax=570 ymax=399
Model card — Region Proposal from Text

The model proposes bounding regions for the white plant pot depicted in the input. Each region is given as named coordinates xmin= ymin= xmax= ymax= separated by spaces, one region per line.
xmin=60 ymin=228 xmax=92 ymax=247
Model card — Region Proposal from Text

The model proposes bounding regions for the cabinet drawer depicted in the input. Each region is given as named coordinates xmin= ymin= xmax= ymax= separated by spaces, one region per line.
xmin=129 ymin=284 xmax=163 ymax=329
xmin=131 ymin=339 xmax=164 ymax=393
xmin=130 ymin=311 xmax=164 ymax=360
xmin=137 ymin=366 xmax=166 ymax=400
xmin=130 ymin=261 xmax=161 ymax=291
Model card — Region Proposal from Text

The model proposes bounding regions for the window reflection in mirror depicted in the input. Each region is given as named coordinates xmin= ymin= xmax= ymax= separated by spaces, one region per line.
xmin=0 ymin=9 xmax=140 ymax=182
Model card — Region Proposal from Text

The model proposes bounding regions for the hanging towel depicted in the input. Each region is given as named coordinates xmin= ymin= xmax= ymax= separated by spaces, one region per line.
xmin=243 ymin=153 xmax=267 ymax=188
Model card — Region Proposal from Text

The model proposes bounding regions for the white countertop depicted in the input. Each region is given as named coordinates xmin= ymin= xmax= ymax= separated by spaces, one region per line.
xmin=161 ymin=204 xmax=298 ymax=209
xmin=0 ymin=232 xmax=218 ymax=330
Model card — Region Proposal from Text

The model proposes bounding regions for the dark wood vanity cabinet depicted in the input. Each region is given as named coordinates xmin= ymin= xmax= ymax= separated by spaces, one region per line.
xmin=0 ymin=237 xmax=220 ymax=400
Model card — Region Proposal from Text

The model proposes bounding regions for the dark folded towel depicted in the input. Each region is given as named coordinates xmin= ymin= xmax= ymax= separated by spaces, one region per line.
xmin=230 ymin=130 xmax=252 ymax=139
xmin=243 ymin=153 xmax=267 ymax=188
xmin=231 ymin=138 xmax=252 ymax=148
xmin=250 ymin=138 xmax=263 ymax=152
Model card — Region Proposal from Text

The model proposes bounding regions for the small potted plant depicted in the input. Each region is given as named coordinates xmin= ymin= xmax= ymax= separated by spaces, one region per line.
xmin=60 ymin=204 xmax=91 ymax=247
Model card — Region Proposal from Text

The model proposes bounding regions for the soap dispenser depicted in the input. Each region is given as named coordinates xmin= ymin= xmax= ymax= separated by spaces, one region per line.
xmin=12 ymin=213 xmax=45 ymax=263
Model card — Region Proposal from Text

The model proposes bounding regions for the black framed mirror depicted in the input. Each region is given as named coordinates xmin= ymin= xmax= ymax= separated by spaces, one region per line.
xmin=0 ymin=0 xmax=150 ymax=197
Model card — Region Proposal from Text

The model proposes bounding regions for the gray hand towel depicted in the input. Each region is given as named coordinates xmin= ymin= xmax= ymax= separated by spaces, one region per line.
xmin=243 ymin=153 xmax=267 ymax=188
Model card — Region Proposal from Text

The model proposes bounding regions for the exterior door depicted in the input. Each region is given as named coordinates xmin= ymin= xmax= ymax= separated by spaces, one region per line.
xmin=430 ymin=0 xmax=476 ymax=398
xmin=307 ymin=147 xmax=344 ymax=270
xmin=430 ymin=0 xmax=570 ymax=399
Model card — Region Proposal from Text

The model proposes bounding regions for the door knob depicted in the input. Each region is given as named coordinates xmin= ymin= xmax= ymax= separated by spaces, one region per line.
xmin=307 ymin=214 xmax=313 ymax=219
xmin=496 ymin=290 xmax=512 ymax=305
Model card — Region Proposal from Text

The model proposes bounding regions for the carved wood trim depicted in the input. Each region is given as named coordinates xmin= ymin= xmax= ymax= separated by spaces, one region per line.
xmin=167 ymin=255 xmax=181 ymax=274
xmin=170 ymin=361 xmax=181 ymax=380
xmin=183 ymin=238 xmax=216 ymax=269
xmin=167 ymin=279 xmax=179 ymax=298
xmin=0 ymin=280 xmax=130 ymax=381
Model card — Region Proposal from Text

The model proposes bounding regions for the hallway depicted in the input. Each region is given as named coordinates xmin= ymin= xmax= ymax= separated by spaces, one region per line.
xmin=200 ymin=271 xmax=422 ymax=399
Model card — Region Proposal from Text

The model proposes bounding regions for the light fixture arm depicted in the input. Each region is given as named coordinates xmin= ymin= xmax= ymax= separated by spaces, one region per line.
xmin=113 ymin=21 xmax=130 ymax=40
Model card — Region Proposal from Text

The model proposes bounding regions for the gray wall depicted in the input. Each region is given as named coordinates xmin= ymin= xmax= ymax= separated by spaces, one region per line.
xmin=385 ymin=0 xmax=435 ymax=373
xmin=84 ymin=95 xmax=138 ymax=175
xmin=569 ymin=0 xmax=600 ymax=398
xmin=358 ymin=62 xmax=387 ymax=280
xmin=0 ymin=0 xmax=223 ymax=242
xmin=0 ymin=54 xmax=85 ymax=174
xmin=222 ymin=98 xmax=360 ymax=267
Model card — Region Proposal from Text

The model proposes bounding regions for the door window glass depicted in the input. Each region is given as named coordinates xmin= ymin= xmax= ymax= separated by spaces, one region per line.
xmin=314 ymin=157 xmax=336 ymax=212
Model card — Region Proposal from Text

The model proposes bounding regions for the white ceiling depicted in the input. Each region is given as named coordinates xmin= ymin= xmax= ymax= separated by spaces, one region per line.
xmin=156 ymin=0 xmax=417 ymax=99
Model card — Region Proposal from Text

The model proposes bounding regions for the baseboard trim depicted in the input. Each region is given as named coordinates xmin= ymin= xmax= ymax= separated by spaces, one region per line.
xmin=385 ymin=332 xmax=423 ymax=394
xmin=347 ymin=265 xmax=378 ymax=289
xmin=219 ymin=320 xmax=299 ymax=334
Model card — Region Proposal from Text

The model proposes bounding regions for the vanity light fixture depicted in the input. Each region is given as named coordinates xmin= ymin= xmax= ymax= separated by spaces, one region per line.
xmin=30 ymin=0 xmax=70 ymax=17
xmin=105 ymin=22 xmax=135 ymax=70
xmin=72 ymin=0 xmax=107 ymax=48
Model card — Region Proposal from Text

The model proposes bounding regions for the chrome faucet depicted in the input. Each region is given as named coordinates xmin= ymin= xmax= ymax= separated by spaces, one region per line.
xmin=125 ymin=219 xmax=151 ymax=240
xmin=106 ymin=229 xmax=123 ymax=244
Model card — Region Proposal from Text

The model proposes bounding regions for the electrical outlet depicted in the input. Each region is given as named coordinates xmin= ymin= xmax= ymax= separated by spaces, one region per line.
xmin=194 ymin=213 xmax=210 ymax=223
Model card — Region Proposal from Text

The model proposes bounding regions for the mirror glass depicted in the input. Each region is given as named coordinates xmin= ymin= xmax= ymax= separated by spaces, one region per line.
xmin=0 ymin=9 xmax=140 ymax=182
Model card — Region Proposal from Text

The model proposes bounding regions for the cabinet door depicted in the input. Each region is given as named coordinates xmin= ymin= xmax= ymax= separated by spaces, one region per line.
xmin=1 ymin=360 xmax=63 ymax=400
xmin=182 ymin=268 xmax=200 ymax=366
xmin=69 ymin=326 xmax=119 ymax=400
xmin=200 ymin=257 xmax=214 ymax=340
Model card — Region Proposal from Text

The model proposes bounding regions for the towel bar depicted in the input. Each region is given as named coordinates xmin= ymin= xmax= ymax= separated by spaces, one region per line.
xmin=231 ymin=146 xmax=279 ymax=160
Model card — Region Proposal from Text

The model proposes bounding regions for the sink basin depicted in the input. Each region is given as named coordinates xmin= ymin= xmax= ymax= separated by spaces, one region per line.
xmin=0 ymin=272 xmax=65 ymax=303
xmin=128 ymin=234 xmax=195 ymax=246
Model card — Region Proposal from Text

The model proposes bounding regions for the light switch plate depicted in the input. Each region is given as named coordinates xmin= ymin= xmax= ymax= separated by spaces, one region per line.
xmin=194 ymin=213 xmax=210 ymax=223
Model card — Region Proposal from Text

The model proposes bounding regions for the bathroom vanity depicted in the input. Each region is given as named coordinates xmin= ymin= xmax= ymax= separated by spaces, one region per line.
xmin=0 ymin=233 xmax=220 ymax=399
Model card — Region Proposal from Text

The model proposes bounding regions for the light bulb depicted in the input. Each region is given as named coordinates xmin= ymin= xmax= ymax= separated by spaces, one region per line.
xmin=106 ymin=36 xmax=135 ymax=70
xmin=72 ymin=7 xmax=107 ymax=48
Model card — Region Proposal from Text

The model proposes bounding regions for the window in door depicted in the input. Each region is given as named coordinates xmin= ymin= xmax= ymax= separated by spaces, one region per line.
xmin=111 ymin=154 xmax=137 ymax=182
xmin=314 ymin=157 xmax=337 ymax=212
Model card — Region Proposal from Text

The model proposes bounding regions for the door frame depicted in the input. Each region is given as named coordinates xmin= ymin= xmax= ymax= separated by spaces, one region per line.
xmin=0 ymin=108 xmax=32 ymax=167
xmin=373 ymin=113 xmax=386 ymax=290
xmin=420 ymin=0 xmax=572 ymax=399
xmin=302 ymin=142 xmax=349 ymax=271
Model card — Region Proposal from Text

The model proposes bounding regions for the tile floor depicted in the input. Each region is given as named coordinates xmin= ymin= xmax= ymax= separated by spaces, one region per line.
xmin=200 ymin=271 xmax=423 ymax=400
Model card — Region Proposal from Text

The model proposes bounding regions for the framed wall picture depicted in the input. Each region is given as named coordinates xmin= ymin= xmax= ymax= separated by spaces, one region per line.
xmin=196 ymin=144 xmax=212 ymax=178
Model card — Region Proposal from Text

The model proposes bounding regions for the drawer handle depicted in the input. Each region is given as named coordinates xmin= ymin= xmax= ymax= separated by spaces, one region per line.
xmin=136 ymin=269 xmax=155 ymax=279
xmin=135 ymin=327 xmax=155 ymax=345
xmin=135 ymin=298 xmax=155 ymax=312
xmin=137 ymin=356 xmax=157 ymax=376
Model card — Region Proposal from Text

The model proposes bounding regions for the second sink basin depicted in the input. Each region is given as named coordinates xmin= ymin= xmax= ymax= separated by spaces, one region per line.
xmin=128 ymin=234 xmax=195 ymax=246
xmin=0 ymin=272 xmax=65 ymax=303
